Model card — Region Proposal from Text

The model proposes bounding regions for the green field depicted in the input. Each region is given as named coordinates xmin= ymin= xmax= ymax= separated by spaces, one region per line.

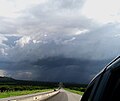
xmin=64 ymin=83 xmax=86 ymax=95
xmin=0 ymin=77 xmax=87 ymax=98
xmin=0 ymin=78 xmax=59 ymax=98
xmin=65 ymin=88 xmax=84 ymax=95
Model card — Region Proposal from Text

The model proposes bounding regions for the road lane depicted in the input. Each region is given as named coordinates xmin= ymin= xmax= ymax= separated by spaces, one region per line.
xmin=45 ymin=89 xmax=82 ymax=101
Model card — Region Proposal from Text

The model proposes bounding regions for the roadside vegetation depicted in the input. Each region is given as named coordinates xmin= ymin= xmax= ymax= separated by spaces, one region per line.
xmin=0 ymin=85 xmax=54 ymax=92
xmin=0 ymin=77 xmax=58 ymax=98
xmin=0 ymin=89 xmax=52 ymax=98
xmin=0 ymin=84 xmax=56 ymax=98
xmin=65 ymin=88 xmax=85 ymax=95
xmin=0 ymin=77 xmax=87 ymax=98
xmin=64 ymin=83 xmax=87 ymax=95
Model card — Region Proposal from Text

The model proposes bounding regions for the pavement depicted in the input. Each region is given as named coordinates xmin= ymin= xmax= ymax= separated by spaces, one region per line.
xmin=45 ymin=89 xmax=82 ymax=101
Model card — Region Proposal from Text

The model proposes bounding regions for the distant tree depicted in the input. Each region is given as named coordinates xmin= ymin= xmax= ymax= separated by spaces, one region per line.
xmin=59 ymin=82 xmax=64 ymax=89
xmin=0 ymin=87 xmax=6 ymax=92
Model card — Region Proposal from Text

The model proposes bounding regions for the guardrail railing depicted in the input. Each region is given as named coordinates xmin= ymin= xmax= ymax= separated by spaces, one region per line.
xmin=0 ymin=89 xmax=60 ymax=101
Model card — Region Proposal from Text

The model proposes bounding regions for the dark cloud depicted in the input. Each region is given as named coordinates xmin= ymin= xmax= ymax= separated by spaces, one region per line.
xmin=1 ymin=56 xmax=111 ymax=83
xmin=0 ymin=23 xmax=120 ymax=83
xmin=3 ymin=36 xmax=21 ymax=47
xmin=0 ymin=0 xmax=120 ymax=83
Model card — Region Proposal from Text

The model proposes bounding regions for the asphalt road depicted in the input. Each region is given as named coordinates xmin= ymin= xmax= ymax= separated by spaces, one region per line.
xmin=45 ymin=89 xmax=82 ymax=101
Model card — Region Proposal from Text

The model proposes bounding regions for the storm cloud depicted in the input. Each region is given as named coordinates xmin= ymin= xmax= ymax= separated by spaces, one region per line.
xmin=0 ymin=0 xmax=120 ymax=83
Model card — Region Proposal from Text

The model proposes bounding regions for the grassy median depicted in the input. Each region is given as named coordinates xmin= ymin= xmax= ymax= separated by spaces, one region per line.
xmin=65 ymin=88 xmax=84 ymax=95
xmin=0 ymin=89 xmax=53 ymax=98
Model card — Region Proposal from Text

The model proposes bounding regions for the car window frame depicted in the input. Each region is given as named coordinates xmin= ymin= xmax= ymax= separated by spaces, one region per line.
xmin=81 ymin=74 xmax=101 ymax=101
xmin=100 ymin=67 xmax=120 ymax=101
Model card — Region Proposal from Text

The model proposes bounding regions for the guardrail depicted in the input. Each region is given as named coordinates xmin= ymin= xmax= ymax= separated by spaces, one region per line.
xmin=0 ymin=89 xmax=60 ymax=101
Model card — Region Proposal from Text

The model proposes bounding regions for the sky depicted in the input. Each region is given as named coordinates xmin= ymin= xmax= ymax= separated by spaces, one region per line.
xmin=0 ymin=0 xmax=120 ymax=83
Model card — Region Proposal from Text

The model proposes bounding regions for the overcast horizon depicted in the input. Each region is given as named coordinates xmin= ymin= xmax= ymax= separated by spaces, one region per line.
xmin=0 ymin=0 xmax=120 ymax=83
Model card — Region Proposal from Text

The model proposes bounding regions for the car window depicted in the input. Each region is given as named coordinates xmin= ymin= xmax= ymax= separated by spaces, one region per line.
xmin=81 ymin=83 xmax=94 ymax=101
xmin=111 ymin=78 xmax=120 ymax=101
xmin=101 ymin=68 xmax=120 ymax=101
xmin=81 ymin=75 xmax=101 ymax=101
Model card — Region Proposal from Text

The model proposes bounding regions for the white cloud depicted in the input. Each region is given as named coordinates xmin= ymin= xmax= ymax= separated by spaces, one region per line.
xmin=0 ymin=0 xmax=120 ymax=62
xmin=0 ymin=0 xmax=48 ymax=18
xmin=16 ymin=36 xmax=31 ymax=47
xmin=0 ymin=70 xmax=6 ymax=77
xmin=0 ymin=34 xmax=8 ymax=44
xmin=0 ymin=48 xmax=8 ymax=56
xmin=63 ymin=37 xmax=76 ymax=44
xmin=82 ymin=0 xmax=120 ymax=24
xmin=75 ymin=29 xmax=89 ymax=35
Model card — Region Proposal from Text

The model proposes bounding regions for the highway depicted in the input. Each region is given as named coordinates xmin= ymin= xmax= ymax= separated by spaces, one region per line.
xmin=45 ymin=89 xmax=82 ymax=101
xmin=0 ymin=89 xmax=81 ymax=101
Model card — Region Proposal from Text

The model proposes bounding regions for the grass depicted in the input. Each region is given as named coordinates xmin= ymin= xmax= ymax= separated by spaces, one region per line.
xmin=0 ymin=89 xmax=53 ymax=98
xmin=65 ymin=88 xmax=84 ymax=95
